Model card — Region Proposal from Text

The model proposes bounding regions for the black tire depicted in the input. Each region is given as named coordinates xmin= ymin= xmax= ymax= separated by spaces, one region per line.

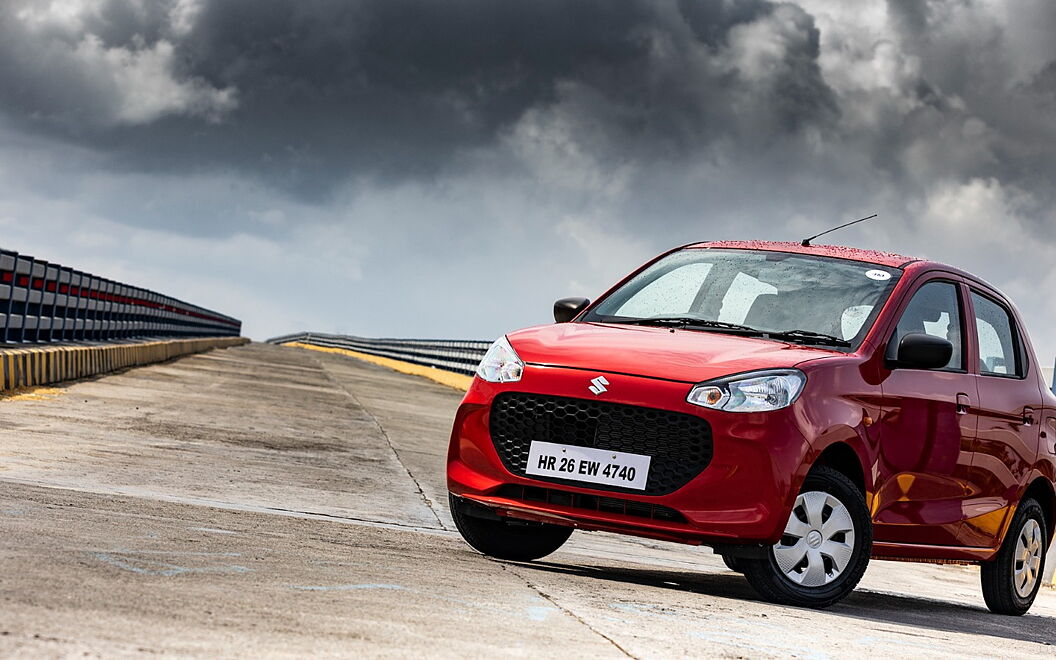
xmin=721 ymin=554 xmax=743 ymax=573
xmin=741 ymin=465 xmax=872 ymax=608
xmin=449 ymin=493 xmax=573 ymax=561
xmin=981 ymin=498 xmax=1048 ymax=616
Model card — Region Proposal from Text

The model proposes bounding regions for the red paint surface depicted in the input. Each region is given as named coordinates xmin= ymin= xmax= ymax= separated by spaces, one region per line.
xmin=447 ymin=245 xmax=1056 ymax=561
xmin=509 ymin=322 xmax=842 ymax=384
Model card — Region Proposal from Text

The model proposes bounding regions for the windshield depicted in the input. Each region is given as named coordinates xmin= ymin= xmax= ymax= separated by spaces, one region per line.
xmin=583 ymin=249 xmax=902 ymax=349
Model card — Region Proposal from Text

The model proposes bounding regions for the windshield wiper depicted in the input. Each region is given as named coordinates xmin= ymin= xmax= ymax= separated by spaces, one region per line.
xmin=616 ymin=317 xmax=761 ymax=334
xmin=765 ymin=329 xmax=851 ymax=347
xmin=609 ymin=317 xmax=852 ymax=347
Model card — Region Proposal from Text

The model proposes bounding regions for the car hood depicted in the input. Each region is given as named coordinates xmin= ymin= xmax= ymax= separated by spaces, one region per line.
xmin=507 ymin=322 xmax=842 ymax=383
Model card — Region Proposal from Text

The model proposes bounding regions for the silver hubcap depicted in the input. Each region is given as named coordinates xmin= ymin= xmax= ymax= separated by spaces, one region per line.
xmin=1013 ymin=519 xmax=1044 ymax=598
xmin=772 ymin=491 xmax=856 ymax=588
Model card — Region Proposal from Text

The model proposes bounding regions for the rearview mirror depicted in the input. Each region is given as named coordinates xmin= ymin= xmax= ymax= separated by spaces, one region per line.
xmin=554 ymin=297 xmax=590 ymax=323
xmin=894 ymin=332 xmax=953 ymax=370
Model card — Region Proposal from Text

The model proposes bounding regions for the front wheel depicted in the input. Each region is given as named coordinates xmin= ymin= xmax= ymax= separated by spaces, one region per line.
xmin=721 ymin=554 xmax=744 ymax=573
xmin=741 ymin=466 xmax=872 ymax=608
xmin=449 ymin=493 xmax=573 ymax=561
xmin=981 ymin=498 xmax=1048 ymax=615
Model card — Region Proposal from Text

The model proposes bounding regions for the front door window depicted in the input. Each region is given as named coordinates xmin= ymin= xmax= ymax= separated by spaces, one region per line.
xmin=889 ymin=281 xmax=964 ymax=371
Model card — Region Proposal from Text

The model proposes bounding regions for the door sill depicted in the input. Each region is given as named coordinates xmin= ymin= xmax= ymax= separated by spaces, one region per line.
xmin=872 ymin=540 xmax=997 ymax=563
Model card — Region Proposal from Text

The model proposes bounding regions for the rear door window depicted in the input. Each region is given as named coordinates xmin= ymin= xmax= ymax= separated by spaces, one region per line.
xmin=971 ymin=292 xmax=1022 ymax=377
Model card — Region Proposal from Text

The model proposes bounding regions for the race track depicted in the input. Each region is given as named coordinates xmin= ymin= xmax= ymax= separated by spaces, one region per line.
xmin=1 ymin=343 xmax=1053 ymax=658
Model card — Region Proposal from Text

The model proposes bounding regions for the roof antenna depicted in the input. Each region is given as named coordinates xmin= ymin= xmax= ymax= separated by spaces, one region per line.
xmin=801 ymin=214 xmax=878 ymax=247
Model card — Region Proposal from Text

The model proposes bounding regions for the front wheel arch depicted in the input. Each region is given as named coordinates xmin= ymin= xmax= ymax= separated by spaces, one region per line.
xmin=768 ymin=438 xmax=870 ymax=546
xmin=811 ymin=441 xmax=867 ymax=497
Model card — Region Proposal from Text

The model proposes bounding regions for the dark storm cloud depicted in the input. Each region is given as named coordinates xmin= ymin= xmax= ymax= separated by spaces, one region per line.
xmin=0 ymin=0 xmax=841 ymax=199
xmin=3 ymin=0 xmax=1056 ymax=359
xmin=885 ymin=0 xmax=931 ymax=38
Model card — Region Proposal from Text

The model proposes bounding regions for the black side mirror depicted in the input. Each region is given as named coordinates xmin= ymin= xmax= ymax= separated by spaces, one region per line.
xmin=554 ymin=297 xmax=590 ymax=323
xmin=894 ymin=332 xmax=953 ymax=370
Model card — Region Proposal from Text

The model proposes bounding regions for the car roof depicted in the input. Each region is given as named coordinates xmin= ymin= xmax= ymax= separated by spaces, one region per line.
xmin=687 ymin=240 xmax=919 ymax=268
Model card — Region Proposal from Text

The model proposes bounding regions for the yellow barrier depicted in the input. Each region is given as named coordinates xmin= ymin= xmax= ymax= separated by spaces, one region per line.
xmin=283 ymin=341 xmax=473 ymax=391
xmin=0 ymin=337 xmax=248 ymax=393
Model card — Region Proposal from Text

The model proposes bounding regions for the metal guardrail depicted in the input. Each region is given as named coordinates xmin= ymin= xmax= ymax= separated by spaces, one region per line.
xmin=273 ymin=332 xmax=1056 ymax=389
xmin=1 ymin=245 xmax=241 ymax=343
xmin=267 ymin=332 xmax=492 ymax=377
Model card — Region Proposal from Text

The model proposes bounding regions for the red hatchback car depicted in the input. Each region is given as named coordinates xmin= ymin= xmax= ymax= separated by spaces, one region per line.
xmin=447 ymin=241 xmax=1055 ymax=613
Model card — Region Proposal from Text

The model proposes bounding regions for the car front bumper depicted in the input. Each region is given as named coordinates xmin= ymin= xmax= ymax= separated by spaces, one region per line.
xmin=446 ymin=364 xmax=812 ymax=547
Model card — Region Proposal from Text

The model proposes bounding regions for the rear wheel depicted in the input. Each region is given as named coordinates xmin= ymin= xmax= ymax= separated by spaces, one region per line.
xmin=449 ymin=493 xmax=573 ymax=561
xmin=981 ymin=498 xmax=1047 ymax=615
xmin=741 ymin=466 xmax=871 ymax=608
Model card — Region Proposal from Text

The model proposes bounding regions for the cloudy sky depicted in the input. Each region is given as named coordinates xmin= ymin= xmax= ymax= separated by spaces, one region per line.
xmin=1 ymin=0 xmax=1055 ymax=362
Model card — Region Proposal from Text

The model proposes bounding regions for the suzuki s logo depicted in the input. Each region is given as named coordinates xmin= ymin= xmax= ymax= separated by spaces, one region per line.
xmin=588 ymin=376 xmax=609 ymax=396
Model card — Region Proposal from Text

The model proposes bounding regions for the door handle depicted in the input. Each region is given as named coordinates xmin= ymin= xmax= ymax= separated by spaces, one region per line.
xmin=956 ymin=393 xmax=971 ymax=415
xmin=1022 ymin=407 xmax=1035 ymax=426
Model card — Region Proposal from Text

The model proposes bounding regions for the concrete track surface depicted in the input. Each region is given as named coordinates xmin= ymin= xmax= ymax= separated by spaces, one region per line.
xmin=0 ymin=343 xmax=1053 ymax=659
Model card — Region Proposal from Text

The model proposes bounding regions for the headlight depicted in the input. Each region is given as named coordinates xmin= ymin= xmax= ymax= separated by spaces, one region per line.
xmin=686 ymin=369 xmax=805 ymax=413
xmin=476 ymin=336 xmax=524 ymax=383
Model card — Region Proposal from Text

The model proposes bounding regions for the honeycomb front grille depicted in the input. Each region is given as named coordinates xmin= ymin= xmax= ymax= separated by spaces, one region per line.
xmin=488 ymin=392 xmax=713 ymax=496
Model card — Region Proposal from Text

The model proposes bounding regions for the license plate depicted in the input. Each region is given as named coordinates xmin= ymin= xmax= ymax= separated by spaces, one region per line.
xmin=525 ymin=441 xmax=651 ymax=491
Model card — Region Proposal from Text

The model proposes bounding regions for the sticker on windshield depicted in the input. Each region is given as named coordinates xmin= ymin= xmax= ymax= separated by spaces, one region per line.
xmin=865 ymin=270 xmax=891 ymax=281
